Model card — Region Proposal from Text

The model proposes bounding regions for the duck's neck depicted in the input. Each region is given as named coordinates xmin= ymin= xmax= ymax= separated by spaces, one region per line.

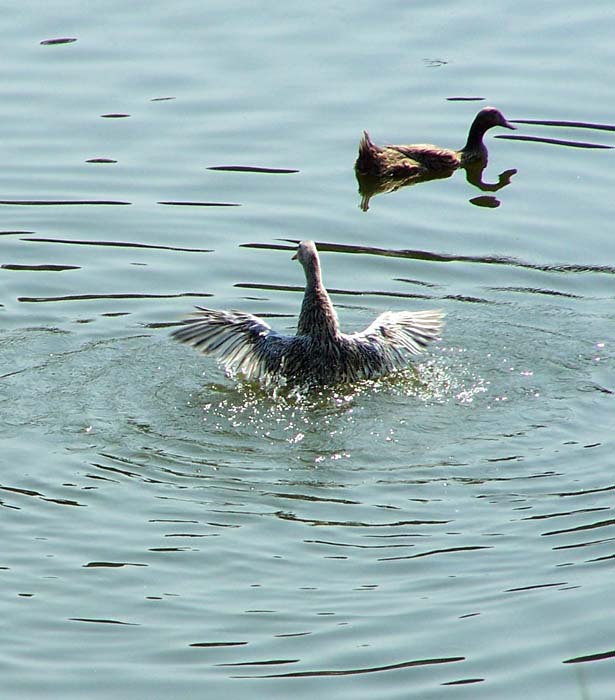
xmin=461 ymin=116 xmax=490 ymax=155
xmin=297 ymin=260 xmax=339 ymax=339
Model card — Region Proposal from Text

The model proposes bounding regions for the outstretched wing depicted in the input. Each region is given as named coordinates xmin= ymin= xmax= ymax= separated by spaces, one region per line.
xmin=350 ymin=309 xmax=444 ymax=363
xmin=171 ymin=306 xmax=290 ymax=382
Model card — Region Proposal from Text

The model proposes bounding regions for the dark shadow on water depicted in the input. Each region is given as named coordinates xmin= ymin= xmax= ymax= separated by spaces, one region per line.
xmin=207 ymin=165 xmax=300 ymax=174
xmin=233 ymin=654 xmax=464 ymax=679
xmin=500 ymin=117 xmax=615 ymax=149
xmin=509 ymin=118 xmax=615 ymax=132
xmin=190 ymin=641 xmax=248 ymax=648
xmin=0 ymin=483 xmax=85 ymax=507
xmin=23 ymin=236 xmax=212 ymax=253
xmin=234 ymin=280 xmax=436 ymax=302
xmin=2 ymin=263 xmax=80 ymax=272
xmin=40 ymin=37 xmax=77 ymax=45
xmin=69 ymin=617 xmax=139 ymax=626
xmin=563 ymin=648 xmax=615 ymax=664
xmin=217 ymin=659 xmax=299 ymax=668
xmin=236 ymin=279 xmax=499 ymax=306
xmin=378 ymin=544 xmax=492 ymax=562
xmin=18 ymin=291 xmax=212 ymax=303
xmin=243 ymin=240 xmax=615 ymax=276
xmin=158 ymin=200 xmax=241 ymax=207
xmin=83 ymin=561 xmax=147 ymax=568
xmin=496 ymin=134 xmax=613 ymax=150
xmin=0 ymin=200 xmax=131 ymax=206
xmin=488 ymin=286 xmax=583 ymax=299
xmin=468 ymin=195 xmax=500 ymax=208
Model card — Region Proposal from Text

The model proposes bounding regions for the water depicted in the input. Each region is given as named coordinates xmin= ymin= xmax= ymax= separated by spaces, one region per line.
xmin=1 ymin=1 xmax=614 ymax=698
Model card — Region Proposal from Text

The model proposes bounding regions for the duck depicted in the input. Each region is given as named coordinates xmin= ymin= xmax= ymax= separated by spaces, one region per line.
xmin=172 ymin=240 xmax=444 ymax=387
xmin=355 ymin=107 xmax=515 ymax=178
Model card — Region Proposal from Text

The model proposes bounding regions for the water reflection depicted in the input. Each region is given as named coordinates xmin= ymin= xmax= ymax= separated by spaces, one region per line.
xmin=355 ymin=160 xmax=517 ymax=211
xmin=355 ymin=167 xmax=453 ymax=212
xmin=499 ymin=116 xmax=615 ymax=149
xmin=509 ymin=118 xmax=615 ymax=132
xmin=233 ymin=654 xmax=465 ymax=679
xmin=0 ymin=483 xmax=85 ymax=507
xmin=39 ymin=37 xmax=77 ymax=45
xmin=18 ymin=291 xmax=212 ymax=304
xmin=496 ymin=134 xmax=613 ymax=150
xmin=24 ymin=235 xmax=212 ymax=253
xmin=563 ymin=649 xmax=615 ymax=664
xmin=207 ymin=165 xmax=300 ymax=174
xmin=0 ymin=199 xmax=130 ymax=205
xmin=2 ymin=263 xmax=79 ymax=272
xmin=468 ymin=195 xmax=500 ymax=208
xmin=158 ymin=201 xmax=241 ymax=207
xmin=464 ymin=161 xmax=517 ymax=192
xmin=248 ymin=239 xmax=615 ymax=276
xmin=69 ymin=617 xmax=139 ymax=626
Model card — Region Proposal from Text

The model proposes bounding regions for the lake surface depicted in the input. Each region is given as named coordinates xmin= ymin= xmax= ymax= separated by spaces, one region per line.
xmin=1 ymin=1 xmax=614 ymax=698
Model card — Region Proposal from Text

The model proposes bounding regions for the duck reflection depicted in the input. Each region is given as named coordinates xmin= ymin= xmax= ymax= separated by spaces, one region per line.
xmin=355 ymin=159 xmax=517 ymax=211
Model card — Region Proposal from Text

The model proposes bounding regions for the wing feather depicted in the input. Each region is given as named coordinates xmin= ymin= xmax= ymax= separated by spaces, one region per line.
xmin=387 ymin=144 xmax=460 ymax=170
xmin=348 ymin=309 xmax=444 ymax=365
xmin=171 ymin=307 xmax=290 ymax=381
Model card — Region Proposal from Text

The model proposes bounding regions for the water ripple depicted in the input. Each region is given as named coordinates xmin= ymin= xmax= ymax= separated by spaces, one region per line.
xmin=19 ymin=292 xmax=212 ymax=303
xmin=496 ymin=134 xmax=613 ymax=149
xmin=563 ymin=648 xmax=615 ymax=664
xmin=23 ymin=236 xmax=212 ymax=253
xmin=207 ymin=165 xmax=299 ymax=173
xmin=235 ymin=655 xmax=464 ymax=678
xmin=243 ymin=240 xmax=615 ymax=275
xmin=40 ymin=37 xmax=77 ymax=45
xmin=0 ymin=200 xmax=131 ymax=205
xmin=158 ymin=201 xmax=241 ymax=207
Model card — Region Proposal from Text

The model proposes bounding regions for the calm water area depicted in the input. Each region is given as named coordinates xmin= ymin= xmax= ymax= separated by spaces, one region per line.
xmin=1 ymin=1 xmax=614 ymax=698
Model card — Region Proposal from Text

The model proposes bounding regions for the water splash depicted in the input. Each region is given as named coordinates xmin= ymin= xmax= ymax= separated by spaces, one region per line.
xmin=181 ymin=347 xmax=488 ymax=466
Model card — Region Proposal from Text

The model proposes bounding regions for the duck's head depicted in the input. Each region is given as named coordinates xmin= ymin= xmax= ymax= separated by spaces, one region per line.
xmin=292 ymin=240 xmax=319 ymax=267
xmin=476 ymin=107 xmax=516 ymax=131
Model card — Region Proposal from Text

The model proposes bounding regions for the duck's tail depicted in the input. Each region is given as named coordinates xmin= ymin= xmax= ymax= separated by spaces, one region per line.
xmin=359 ymin=130 xmax=377 ymax=151
xmin=355 ymin=130 xmax=382 ymax=175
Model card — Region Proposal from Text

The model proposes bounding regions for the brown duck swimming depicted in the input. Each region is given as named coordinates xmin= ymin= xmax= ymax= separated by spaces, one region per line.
xmin=172 ymin=241 xmax=444 ymax=387
xmin=356 ymin=107 xmax=515 ymax=178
